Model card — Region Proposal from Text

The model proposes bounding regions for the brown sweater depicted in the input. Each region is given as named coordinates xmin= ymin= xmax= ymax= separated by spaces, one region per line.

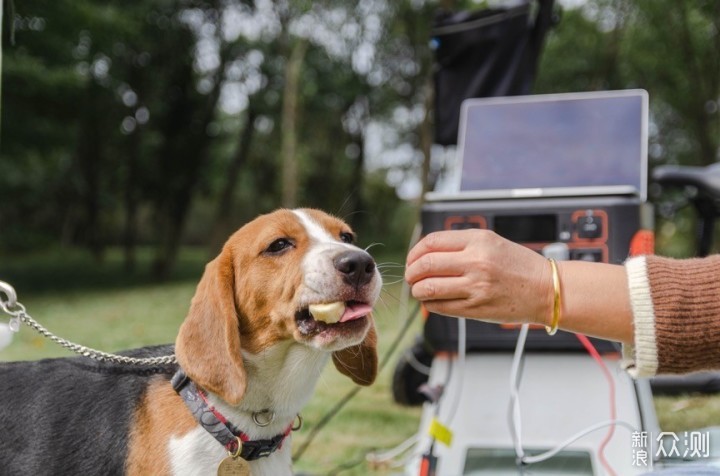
xmin=623 ymin=254 xmax=720 ymax=377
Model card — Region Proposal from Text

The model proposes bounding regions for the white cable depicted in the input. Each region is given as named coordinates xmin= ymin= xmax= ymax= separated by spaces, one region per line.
xmin=444 ymin=317 xmax=466 ymax=425
xmin=507 ymin=324 xmax=637 ymax=467
xmin=521 ymin=419 xmax=638 ymax=465
xmin=508 ymin=323 xmax=530 ymax=461
xmin=405 ymin=350 xmax=432 ymax=375
xmin=387 ymin=446 xmax=427 ymax=470
xmin=365 ymin=434 xmax=420 ymax=465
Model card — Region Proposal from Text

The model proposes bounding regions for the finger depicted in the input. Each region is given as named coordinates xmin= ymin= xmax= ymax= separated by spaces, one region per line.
xmin=410 ymin=276 xmax=469 ymax=302
xmin=422 ymin=300 xmax=471 ymax=319
xmin=404 ymin=251 xmax=467 ymax=284
xmin=406 ymin=231 xmax=470 ymax=267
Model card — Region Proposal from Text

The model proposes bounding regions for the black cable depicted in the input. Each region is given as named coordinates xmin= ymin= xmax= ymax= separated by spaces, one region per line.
xmin=293 ymin=301 xmax=422 ymax=463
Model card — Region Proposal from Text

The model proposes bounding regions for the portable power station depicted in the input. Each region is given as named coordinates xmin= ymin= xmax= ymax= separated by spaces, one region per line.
xmin=404 ymin=90 xmax=664 ymax=476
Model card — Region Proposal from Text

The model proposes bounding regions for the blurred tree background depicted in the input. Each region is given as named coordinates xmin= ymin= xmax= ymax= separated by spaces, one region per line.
xmin=1 ymin=0 xmax=718 ymax=286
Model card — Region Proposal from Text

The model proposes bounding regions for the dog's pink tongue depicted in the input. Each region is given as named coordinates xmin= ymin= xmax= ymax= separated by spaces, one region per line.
xmin=339 ymin=303 xmax=372 ymax=323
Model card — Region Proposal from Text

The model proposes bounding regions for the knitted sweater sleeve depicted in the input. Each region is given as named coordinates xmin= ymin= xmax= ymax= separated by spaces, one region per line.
xmin=622 ymin=254 xmax=720 ymax=377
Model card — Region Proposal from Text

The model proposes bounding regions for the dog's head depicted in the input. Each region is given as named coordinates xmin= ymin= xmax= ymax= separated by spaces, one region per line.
xmin=175 ymin=208 xmax=381 ymax=405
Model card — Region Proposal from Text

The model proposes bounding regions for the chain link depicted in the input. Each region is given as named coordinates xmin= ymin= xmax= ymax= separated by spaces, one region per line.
xmin=0 ymin=281 xmax=177 ymax=366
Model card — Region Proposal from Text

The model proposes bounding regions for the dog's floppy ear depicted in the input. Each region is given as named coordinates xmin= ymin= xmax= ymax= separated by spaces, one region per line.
xmin=332 ymin=322 xmax=378 ymax=386
xmin=175 ymin=248 xmax=246 ymax=405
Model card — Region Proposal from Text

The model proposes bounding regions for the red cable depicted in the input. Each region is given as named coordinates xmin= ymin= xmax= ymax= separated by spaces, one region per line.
xmin=576 ymin=333 xmax=617 ymax=476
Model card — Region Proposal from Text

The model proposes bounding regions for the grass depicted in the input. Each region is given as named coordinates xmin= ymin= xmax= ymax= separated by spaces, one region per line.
xmin=0 ymin=282 xmax=197 ymax=360
xmin=655 ymin=395 xmax=720 ymax=433
xmin=4 ymin=247 xmax=720 ymax=474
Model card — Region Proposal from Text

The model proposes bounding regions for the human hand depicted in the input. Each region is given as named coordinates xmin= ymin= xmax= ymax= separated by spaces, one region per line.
xmin=405 ymin=229 xmax=552 ymax=325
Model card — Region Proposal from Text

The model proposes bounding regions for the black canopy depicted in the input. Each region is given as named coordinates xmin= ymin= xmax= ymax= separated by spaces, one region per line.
xmin=432 ymin=0 xmax=556 ymax=145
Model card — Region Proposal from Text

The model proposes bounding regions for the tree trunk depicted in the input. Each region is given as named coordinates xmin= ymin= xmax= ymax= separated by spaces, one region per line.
xmin=123 ymin=124 xmax=140 ymax=273
xmin=151 ymin=22 xmax=228 ymax=280
xmin=280 ymin=39 xmax=308 ymax=208
xmin=76 ymin=81 xmax=105 ymax=262
xmin=419 ymin=74 xmax=434 ymax=203
xmin=345 ymin=134 xmax=366 ymax=229
xmin=151 ymin=93 xmax=223 ymax=280
xmin=208 ymin=104 xmax=257 ymax=254
xmin=123 ymin=63 xmax=148 ymax=273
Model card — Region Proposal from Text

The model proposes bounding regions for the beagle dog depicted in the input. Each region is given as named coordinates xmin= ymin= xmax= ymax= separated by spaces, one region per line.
xmin=0 ymin=208 xmax=381 ymax=476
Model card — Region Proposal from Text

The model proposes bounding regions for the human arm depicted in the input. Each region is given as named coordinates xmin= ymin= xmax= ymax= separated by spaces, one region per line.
xmin=404 ymin=229 xmax=634 ymax=344
xmin=405 ymin=229 xmax=720 ymax=377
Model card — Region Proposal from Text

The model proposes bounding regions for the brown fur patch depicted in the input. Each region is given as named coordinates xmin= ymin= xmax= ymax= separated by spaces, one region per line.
xmin=126 ymin=378 xmax=197 ymax=475
xmin=229 ymin=209 xmax=307 ymax=354
xmin=175 ymin=247 xmax=247 ymax=405
xmin=332 ymin=322 xmax=378 ymax=385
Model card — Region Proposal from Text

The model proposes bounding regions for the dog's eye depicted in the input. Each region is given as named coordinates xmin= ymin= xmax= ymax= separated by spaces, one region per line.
xmin=339 ymin=232 xmax=355 ymax=244
xmin=265 ymin=238 xmax=294 ymax=254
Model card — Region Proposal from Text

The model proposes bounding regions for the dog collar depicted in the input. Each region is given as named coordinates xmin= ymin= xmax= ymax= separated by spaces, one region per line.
xmin=171 ymin=370 xmax=296 ymax=461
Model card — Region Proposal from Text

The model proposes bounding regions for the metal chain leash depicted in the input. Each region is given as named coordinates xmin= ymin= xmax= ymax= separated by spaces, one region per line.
xmin=0 ymin=280 xmax=177 ymax=366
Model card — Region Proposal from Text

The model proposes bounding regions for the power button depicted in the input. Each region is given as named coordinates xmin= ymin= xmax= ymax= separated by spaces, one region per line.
xmin=576 ymin=214 xmax=603 ymax=239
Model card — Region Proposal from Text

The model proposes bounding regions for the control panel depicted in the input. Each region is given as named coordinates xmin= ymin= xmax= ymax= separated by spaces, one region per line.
xmin=423 ymin=196 xmax=646 ymax=264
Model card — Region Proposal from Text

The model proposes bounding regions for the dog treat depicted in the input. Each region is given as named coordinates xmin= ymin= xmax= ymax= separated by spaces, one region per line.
xmin=309 ymin=301 xmax=346 ymax=324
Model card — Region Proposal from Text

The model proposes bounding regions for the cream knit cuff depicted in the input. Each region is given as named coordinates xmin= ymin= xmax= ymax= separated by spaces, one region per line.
xmin=621 ymin=256 xmax=659 ymax=378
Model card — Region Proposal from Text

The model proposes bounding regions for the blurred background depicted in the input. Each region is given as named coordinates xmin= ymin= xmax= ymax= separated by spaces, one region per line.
xmin=0 ymin=0 xmax=718 ymax=474
xmin=1 ymin=0 xmax=718 ymax=280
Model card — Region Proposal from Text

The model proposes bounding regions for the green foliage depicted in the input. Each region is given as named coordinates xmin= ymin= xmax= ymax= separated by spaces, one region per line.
xmin=2 ymin=0 xmax=719 ymax=268
xmin=1 ymin=0 xmax=417 ymax=274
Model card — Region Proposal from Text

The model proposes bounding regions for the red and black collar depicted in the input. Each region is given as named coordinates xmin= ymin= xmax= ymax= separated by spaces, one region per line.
xmin=171 ymin=370 xmax=296 ymax=461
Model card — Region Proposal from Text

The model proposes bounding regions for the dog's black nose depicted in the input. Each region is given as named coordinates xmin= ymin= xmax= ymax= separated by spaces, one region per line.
xmin=334 ymin=250 xmax=376 ymax=287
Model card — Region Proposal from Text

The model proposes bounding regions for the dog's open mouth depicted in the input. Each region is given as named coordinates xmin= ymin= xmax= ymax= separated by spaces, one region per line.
xmin=295 ymin=301 xmax=372 ymax=336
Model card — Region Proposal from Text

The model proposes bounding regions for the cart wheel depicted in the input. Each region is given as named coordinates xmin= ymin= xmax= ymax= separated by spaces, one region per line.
xmin=392 ymin=337 xmax=434 ymax=406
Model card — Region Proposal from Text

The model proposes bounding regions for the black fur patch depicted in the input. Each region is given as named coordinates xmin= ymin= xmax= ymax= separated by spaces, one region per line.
xmin=0 ymin=345 xmax=177 ymax=475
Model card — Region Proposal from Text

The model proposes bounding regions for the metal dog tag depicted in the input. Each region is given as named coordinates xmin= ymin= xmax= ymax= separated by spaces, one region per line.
xmin=217 ymin=456 xmax=251 ymax=476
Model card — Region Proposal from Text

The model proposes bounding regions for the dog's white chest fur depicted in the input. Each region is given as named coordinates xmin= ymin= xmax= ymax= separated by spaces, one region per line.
xmin=169 ymin=343 xmax=331 ymax=476
xmin=169 ymin=427 xmax=293 ymax=476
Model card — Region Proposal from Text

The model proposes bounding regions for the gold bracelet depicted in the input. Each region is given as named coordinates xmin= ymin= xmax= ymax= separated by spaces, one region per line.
xmin=545 ymin=258 xmax=561 ymax=336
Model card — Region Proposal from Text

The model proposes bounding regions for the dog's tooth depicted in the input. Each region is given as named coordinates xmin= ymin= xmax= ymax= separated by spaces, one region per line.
xmin=308 ymin=302 xmax=345 ymax=324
